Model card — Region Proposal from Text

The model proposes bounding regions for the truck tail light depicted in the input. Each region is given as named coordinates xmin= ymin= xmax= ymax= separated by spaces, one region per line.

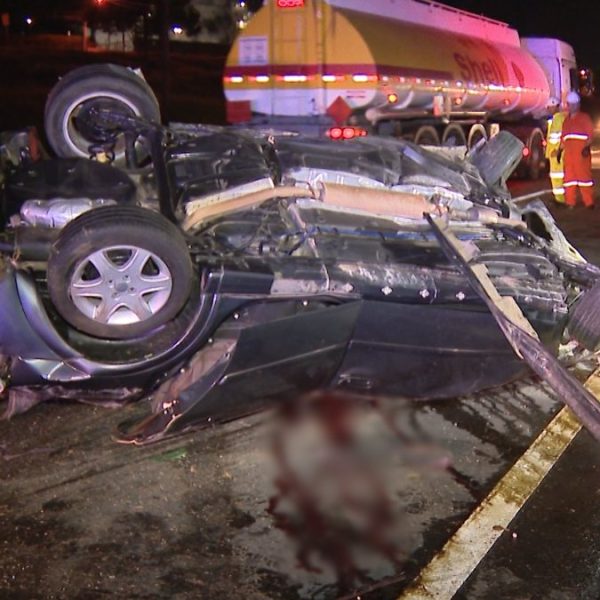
xmin=326 ymin=127 xmax=368 ymax=140
xmin=522 ymin=147 xmax=531 ymax=158
xmin=328 ymin=127 xmax=343 ymax=139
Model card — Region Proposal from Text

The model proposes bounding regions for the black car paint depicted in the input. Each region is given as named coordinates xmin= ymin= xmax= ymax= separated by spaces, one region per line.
xmin=0 ymin=114 xmax=596 ymax=443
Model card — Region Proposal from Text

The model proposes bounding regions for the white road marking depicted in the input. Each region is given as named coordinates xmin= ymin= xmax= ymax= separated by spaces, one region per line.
xmin=398 ymin=368 xmax=600 ymax=600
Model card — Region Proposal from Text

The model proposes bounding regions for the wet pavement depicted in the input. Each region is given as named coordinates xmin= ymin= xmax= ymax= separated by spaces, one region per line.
xmin=0 ymin=379 xmax=566 ymax=599
xmin=2 ymin=175 xmax=600 ymax=599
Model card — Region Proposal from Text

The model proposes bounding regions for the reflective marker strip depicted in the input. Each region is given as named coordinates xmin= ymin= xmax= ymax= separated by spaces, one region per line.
xmin=563 ymin=134 xmax=590 ymax=141
xmin=550 ymin=172 xmax=565 ymax=178
xmin=283 ymin=75 xmax=307 ymax=82
xmin=552 ymin=188 xmax=565 ymax=194
xmin=565 ymin=180 xmax=594 ymax=187
xmin=398 ymin=369 xmax=600 ymax=600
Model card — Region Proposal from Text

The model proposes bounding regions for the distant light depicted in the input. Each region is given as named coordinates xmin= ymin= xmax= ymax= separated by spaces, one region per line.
xmin=283 ymin=75 xmax=307 ymax=82
xmin=352 ymin=74 xmax=369 ymax=83
xmin=522 ymin=147 xmax=530 ymax=158
xmin=25 ymin=17 xmax=32 ymax=25
xmin=172 ymin=26 xmax=183 ymax=35
xmin=228 ymin=76 xmax=244 ymax=83
xmin=387 ymin=93 xmax=399 ymax=103
xmin=322 ymin=74 xmax=337 ymax=82
xmin=255 ymin=75 xmax=270 ymax=83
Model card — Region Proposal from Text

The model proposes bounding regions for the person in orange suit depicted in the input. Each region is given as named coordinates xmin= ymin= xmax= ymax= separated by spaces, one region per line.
xmin=561 ymin=91 xmax=595 ymax=209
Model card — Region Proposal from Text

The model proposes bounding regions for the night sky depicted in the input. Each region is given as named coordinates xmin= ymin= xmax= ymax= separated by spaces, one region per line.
xmin=442 ymin=0 xmax=600 ymax=70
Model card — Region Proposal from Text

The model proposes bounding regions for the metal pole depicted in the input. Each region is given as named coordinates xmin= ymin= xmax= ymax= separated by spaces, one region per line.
xmin=159 ymin=0 xmax=170 ymax=121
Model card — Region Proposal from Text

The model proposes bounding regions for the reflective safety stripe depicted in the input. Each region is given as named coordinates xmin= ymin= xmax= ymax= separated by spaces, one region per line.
xmin=550 ymin=172 xmax=565 ymax=178
xmin=565 ymin=180 xmax=594 ymax=187
xmin=548 ymin=134 xmax=562 ymax=142
xmin=552 ymin=187 xmax=565 ymax=194
xmin=563 ymin=133 xmax=590 ymax=141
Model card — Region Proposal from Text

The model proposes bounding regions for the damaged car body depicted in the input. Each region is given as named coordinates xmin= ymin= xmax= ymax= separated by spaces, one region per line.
xmin=1 ymin=64 xmax=600 ymax=444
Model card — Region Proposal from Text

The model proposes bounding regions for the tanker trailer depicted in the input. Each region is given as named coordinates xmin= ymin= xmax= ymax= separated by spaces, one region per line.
xmin=224 ymin=0 xmax=582 ymax=179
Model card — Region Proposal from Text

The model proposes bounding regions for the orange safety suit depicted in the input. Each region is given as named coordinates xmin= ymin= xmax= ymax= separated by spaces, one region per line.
xmin=562 ymin=110 xmax=595 ymax=208
xmin=545 ymin=111 xmax=567 ymax=203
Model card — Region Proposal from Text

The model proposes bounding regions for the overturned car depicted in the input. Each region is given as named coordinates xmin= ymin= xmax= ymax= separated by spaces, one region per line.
xmin=1 ymin=64 xmax=600 ymax=444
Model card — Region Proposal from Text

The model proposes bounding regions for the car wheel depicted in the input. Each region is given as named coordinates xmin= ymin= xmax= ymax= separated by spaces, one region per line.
xmin=48 ymin=206 xmax=193 ymax=340
xmin=44 ymin=64 xmax=160 ymax=162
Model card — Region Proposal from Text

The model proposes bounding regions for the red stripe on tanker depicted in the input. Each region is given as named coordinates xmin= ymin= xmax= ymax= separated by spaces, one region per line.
xmin=224 ymin=0 xmax=578 ymax=141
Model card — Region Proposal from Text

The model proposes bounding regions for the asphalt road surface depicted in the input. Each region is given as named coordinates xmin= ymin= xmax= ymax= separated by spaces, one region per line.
xmin=2 ymin=173 xmax=600 ymax=600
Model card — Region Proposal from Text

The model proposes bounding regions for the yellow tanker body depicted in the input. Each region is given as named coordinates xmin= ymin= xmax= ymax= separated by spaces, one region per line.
xmin=224 ymin=0 xmax=551 ymax=124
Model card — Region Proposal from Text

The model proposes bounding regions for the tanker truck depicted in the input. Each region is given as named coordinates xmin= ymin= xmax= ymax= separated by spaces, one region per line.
xmin=223 ymin=0 xmax=588 ymax=178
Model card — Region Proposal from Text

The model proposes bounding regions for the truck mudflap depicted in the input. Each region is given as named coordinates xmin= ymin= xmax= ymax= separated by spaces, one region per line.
xmin=116 ymin=297 xmax=531 ymax=445
xmin=428 ymin=214 xmax=600 ymax=442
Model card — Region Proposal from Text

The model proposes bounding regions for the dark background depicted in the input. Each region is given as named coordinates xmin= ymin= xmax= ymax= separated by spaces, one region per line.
xmin=1 ymin=1 xmax=599 ymax=133
xmin=444 ymin=0 xmax=600 ymax=70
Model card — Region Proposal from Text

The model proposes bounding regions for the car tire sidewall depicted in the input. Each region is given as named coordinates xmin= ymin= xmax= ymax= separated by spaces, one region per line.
xmin=48 ymin=208 xmax=193 ymax=340
xmin=44 ymin=64 xmax=160 ymax=159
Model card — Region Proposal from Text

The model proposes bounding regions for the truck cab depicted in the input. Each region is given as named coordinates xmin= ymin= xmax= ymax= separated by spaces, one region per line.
xmin=521 ymin=38 xmax=578 ymax=103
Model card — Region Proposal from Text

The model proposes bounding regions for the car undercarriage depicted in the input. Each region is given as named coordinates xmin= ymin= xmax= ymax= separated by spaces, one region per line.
xmin=1 ymin=64 xmax=600 ymax=444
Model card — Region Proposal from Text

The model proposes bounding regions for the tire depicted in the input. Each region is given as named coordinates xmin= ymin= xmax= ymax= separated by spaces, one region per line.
xmin=442 ymin=124 xmax=467 ymax=147
xmin=568 ymin=281 xmax=600 ymax=351
xmin=414 ymin=126 xmax=440 ymax=146
xmin=48 ymin=206 xmax=193 ymax=340
xmin=467 ymin=124 xmax=487 ymax=150
xmin=527 ymin=131 xmax=544 ymax=180
xmin=44 ymin=64 xmax=160 ymax=162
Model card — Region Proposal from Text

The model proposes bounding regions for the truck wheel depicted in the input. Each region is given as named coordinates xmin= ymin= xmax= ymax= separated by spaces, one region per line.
xmin=48 ymin=206 xmax=193 ymax=340
xmin=44 ymin=64 xmax=160 ymax=162
xmin=467 ymin=125 xmax=487 ymax=150
xmin=414 ymin=126 xmax=440 ymax=146
xmin=527 ymin=131 xmax=545 ymax=180
xmin=442 ymin=124 xmax=467 ymax=147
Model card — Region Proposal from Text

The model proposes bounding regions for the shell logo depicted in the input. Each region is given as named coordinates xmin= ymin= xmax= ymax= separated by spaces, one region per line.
xmin=453 ymin=52 xmax=506 ymax=86
xmin=512 ymin=62 xmax=525 ymax=88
